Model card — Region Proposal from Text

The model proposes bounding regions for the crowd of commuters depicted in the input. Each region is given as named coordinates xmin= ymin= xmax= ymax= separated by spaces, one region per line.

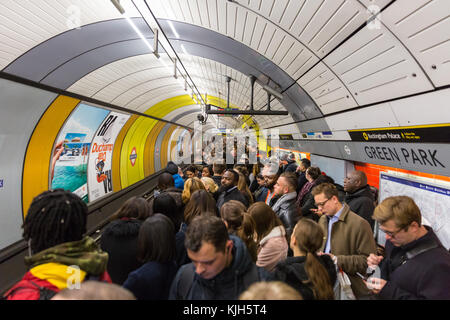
xmin=3 ymin=153 xmax=450 ymax=300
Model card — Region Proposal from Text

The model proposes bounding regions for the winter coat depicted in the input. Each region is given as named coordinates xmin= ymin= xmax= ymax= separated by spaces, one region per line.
xmin=123 ymin=260 xmax=178 ymax=300
xmin=256 ymin=226 xmax=289 ymax=272
xmin=274 ymin=255 xmax=337 ymax=300
xmin=300 ymin=192 xmax=320 ymax=222
xmin=253 ymin=185 xmax=265 ymax=202
xmin=296 ymin=172 xmax=307 ymax=194
xmin=148 ymin=187 xmax=183 ymax=213
xmin=175 ymin=223 xmax=190 ymax=268
xmin=271 ymin=192 xmax=300 ymax=238
xmin=216 ymin=186 xmax=249 ymax=210
xmin=344 ymin=185 xmax=375 ymax=230
xmin=169 ymin=235 xmax=271 ymax=300
xmin=318 ymin=203 xmax=377 ymax=299
xmin=256 ymin=187 xmax=279 ymax=206
xmin=212 ymin=175 xmax=222 ymax=187
xmin=283 ymin=160 xmax=298 ymax=173
xmin=378 ymin=226 xmax=450 ymax=300
xmin=4 ymin=237 xmax=111 ymax=300
xmin=100 ymin=219 xmax=143 ymax=285
xmin=172 ymin=173 xmax=185 ymax=189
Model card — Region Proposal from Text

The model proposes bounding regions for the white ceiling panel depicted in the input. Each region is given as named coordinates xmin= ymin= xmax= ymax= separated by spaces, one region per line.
xmin=324 ymin=102 xmax=399 ymax=131
xmin=242 ymin=11 xmax=258 ymax=47
xmin=117 ymin=78 xmax=181 ymax=107
xmin=382 ymin=0 xmax=450 ymax=87
xmin=256 ymin=22 xmax=277 ymax=54
xmin=217 ymin=0 xmax=228 ymax=34
xmin=310 ymin=0 xmax=366 ymax=57
xmin=278 ymin=0 xmax=307 ymax=31
xmin=268 ymin=0 xmax=289 ymax=23
xmin=298 ymin=62 xmax=357 ymax=114
xmin=325 ymin=24 xmax=434 ymax=105
xmin=68 ymin=54 xmax=170 ymax=100
xmin=234 ymin=5 xmax=248 ymax=43
xmin=389 ymin=88 xmax=450 ymax=126
xmin=0 ymin=0 xmax=140 ymax=70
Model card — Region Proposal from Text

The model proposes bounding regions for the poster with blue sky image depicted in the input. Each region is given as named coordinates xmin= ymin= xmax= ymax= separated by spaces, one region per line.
xmin=51 ymin=103 xmax=110 ymax=202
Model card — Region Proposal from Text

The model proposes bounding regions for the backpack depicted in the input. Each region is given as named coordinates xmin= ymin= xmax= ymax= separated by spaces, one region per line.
xmin=177 ymin=264 xmax=259 ymax=299
xmin=2 ymin=281 xmax=58 ymax=300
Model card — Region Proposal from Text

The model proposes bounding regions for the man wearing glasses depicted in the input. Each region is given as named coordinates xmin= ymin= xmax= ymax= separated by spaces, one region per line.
xmin=312 ymin=183 xmax=377 ymax=299
xmin=366 ymin=196 xmax=450 ymax=299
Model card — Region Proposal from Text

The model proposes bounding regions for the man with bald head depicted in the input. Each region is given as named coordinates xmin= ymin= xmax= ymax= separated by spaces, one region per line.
xmin=343 ymin=170 xmax=375 ymax=230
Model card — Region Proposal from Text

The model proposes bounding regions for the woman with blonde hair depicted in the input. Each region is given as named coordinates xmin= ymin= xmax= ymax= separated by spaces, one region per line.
xmin=181 ymin=177 xmax=205 ymax=204
xmin=201 ymin=176 xmax=219 ymax=195
xmin=274 ymin=218 xmax=336 ymax=300
xmin=247 ymin=202 xmax=288 ymax=272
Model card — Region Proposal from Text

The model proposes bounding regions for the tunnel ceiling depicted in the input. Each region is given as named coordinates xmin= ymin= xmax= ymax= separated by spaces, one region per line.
xmin=0 ymin=0 xmax=449 ymax=133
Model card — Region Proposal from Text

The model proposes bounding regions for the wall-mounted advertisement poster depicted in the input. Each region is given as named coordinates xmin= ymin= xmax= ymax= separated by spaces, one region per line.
xmin=51 ymin=104 xmax=109 ymax=202
xmin=88 ymin=112 xmax=130 ymax=202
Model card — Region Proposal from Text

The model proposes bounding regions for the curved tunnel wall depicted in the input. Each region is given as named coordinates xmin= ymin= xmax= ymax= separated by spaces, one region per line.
xmin=0 ymin=79 xmax=192 ymax=251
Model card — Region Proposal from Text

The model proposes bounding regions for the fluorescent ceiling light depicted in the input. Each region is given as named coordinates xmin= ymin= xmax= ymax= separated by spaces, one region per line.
xmin=167 ymin=20 xmax=180 ymax=38
xmin=124 ymin=14 xmax=154 ymax=52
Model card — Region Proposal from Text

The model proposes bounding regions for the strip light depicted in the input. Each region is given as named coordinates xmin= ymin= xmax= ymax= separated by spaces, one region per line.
xmin=110 ymin=0 xmax=207 ymax=110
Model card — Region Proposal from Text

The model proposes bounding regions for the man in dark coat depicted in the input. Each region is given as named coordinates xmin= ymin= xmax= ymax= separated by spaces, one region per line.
xmin=295 ymin=158 xmax=310 ymax=194
xmin=344 ymin=170 xmax=375 ymax=230
xmin=367 ymin=196 xmax=450 ymax=300
xmin=169 ymin=216 xmax=271 ymax=300
xmin=212 ymin=163 xmax=226 ymax=188
xmin=282 ymin=153 xmax=298 ymax=173
xmin=216 ymin=169 xmax=249 ymax=210
xmin=271 ymin=172 xmax=300 ymax=239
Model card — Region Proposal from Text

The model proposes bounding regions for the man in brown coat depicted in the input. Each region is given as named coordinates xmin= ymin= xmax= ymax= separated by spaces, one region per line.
xmin=312 ymin=183 xmax=377 ymax=299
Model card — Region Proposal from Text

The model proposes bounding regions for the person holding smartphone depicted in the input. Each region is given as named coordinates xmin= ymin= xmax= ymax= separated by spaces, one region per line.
xmin=365 ymin=196 xmax=450 ymax=299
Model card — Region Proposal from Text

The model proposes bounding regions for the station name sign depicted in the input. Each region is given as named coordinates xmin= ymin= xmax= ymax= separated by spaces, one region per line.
xmin=349 ymin=124 xmax=450 ymax=143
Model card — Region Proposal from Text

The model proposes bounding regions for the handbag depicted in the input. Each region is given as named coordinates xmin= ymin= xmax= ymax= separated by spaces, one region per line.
xmin=333 ymin=267 xmax=356 ymax=300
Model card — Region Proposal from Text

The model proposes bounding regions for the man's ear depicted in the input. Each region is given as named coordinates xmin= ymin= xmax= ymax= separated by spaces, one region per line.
xmin=226 ymin=239 xmax=233 ymax=254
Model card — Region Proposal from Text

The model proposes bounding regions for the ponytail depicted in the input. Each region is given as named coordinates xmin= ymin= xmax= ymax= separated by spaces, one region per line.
xmin=304 ymin=252 xmax=334 ymax=300
xmin=237 ymin=212 xmax=258 ymax=262
xmin=293 ymin=218 xmax=335 ymax=300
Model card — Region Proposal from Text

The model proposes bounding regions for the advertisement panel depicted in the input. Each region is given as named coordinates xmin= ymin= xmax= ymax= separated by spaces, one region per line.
xmin=88 ymin=112 xmax=130 ymax=202
xmin=51 ymin=104 xmax=109 ymax=202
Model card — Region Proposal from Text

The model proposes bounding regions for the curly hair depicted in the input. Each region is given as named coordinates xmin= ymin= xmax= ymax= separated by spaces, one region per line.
xmin=23 ymin=189 xmax=87 ymax=254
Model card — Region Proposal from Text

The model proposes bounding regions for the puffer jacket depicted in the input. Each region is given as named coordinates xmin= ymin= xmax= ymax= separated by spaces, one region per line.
xmin=169 ymin=235 xmax=271 ymax=300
